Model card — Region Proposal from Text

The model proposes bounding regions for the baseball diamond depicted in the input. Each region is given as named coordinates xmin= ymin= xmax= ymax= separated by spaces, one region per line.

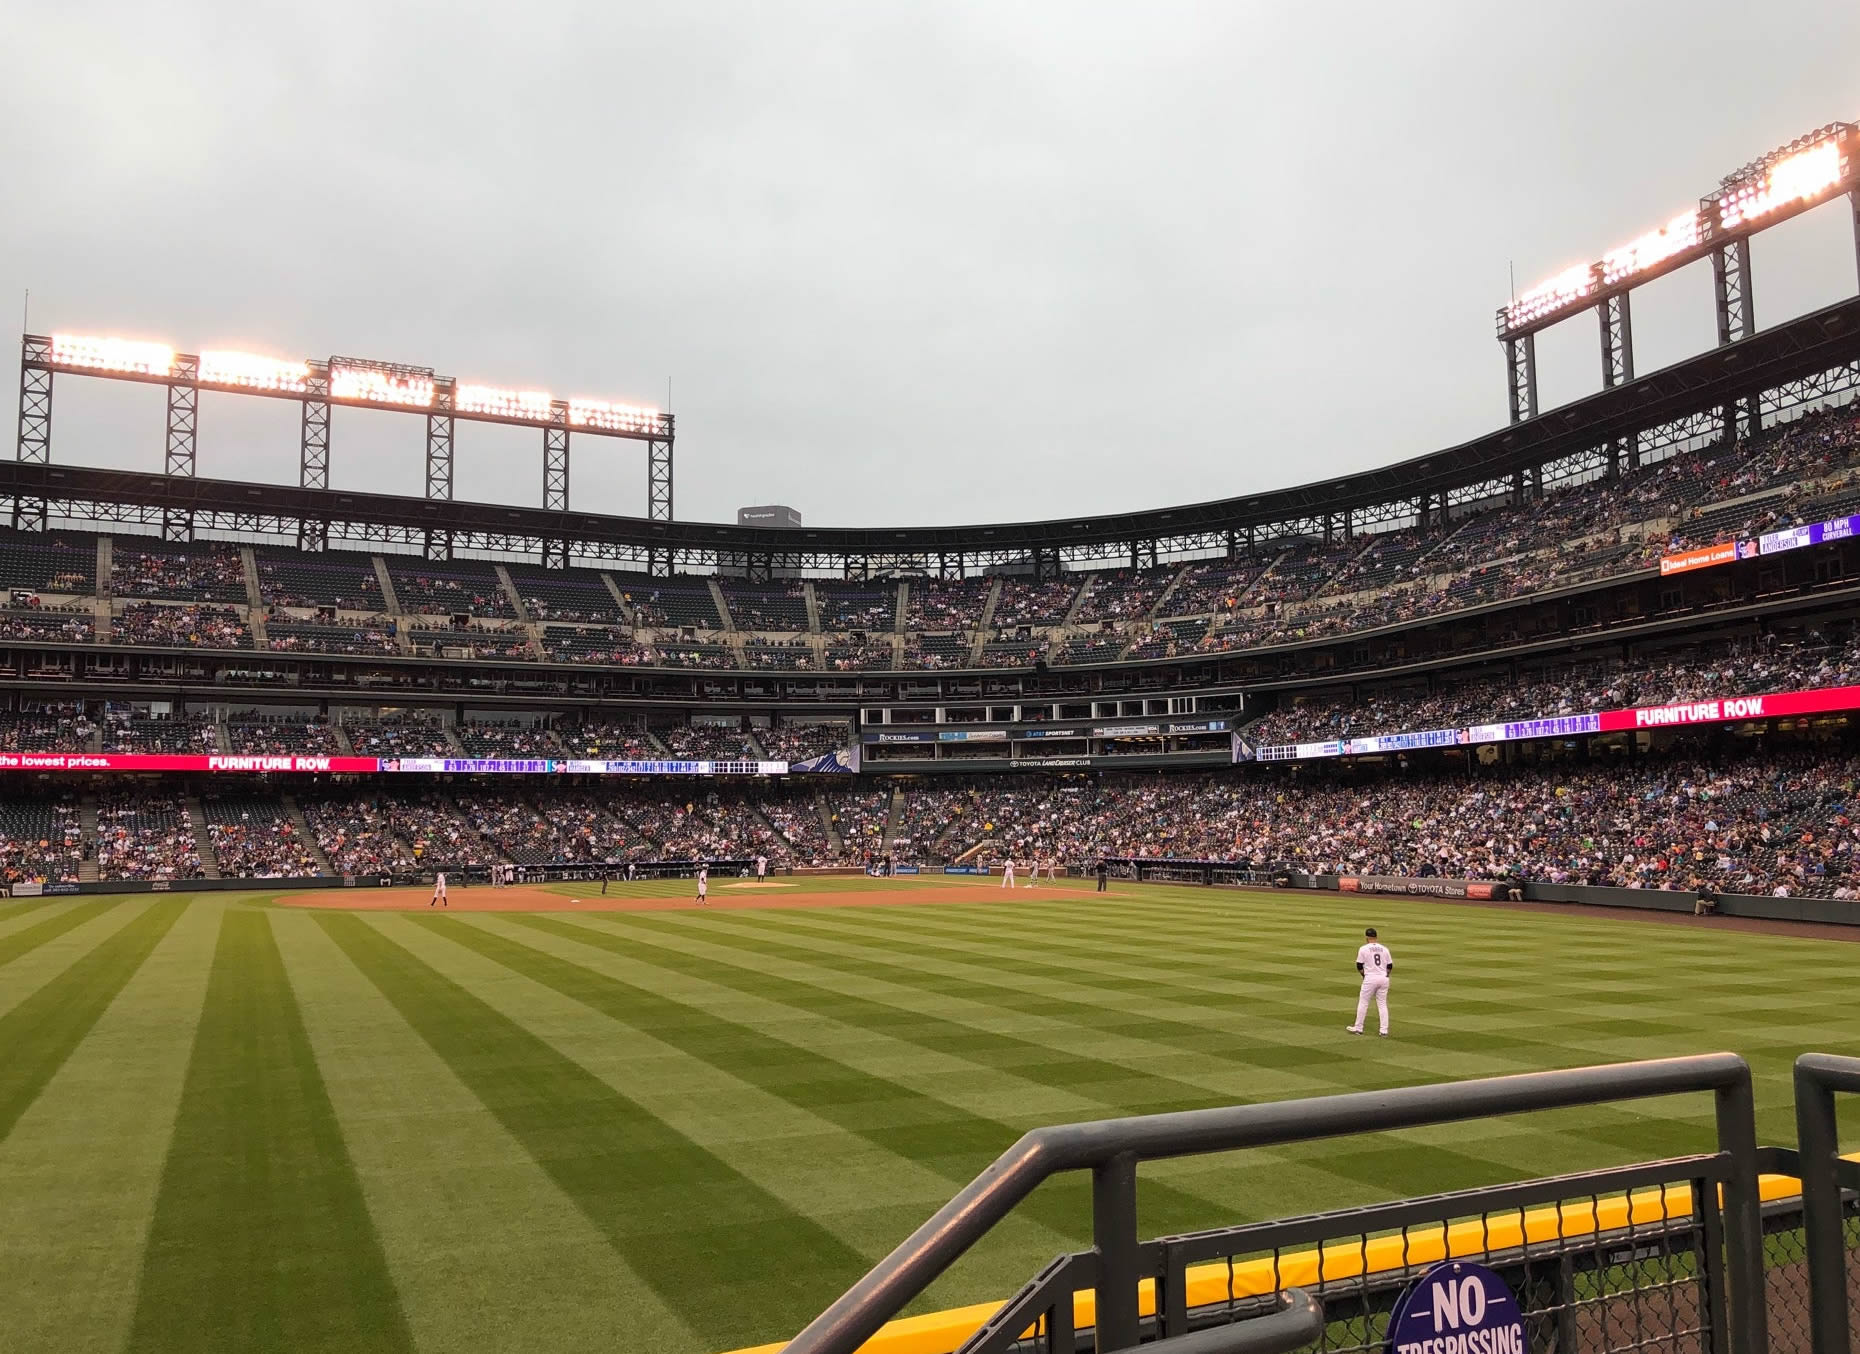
xmin=4 ymin=878 xmax=1860 ymax=1353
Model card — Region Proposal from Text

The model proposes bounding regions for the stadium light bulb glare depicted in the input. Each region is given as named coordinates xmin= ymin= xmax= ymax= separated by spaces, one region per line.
xmin=1717 ymin=139 xmax=1845 ymax=230
xmin=330 ymin=362 xmax=436 ymax=408
xmin=567 ymin=397 xmax=662 ymax=434
xmin=199 ymin=349 xmax=310 ymax=392
xmin=1504 ymin=263 xmax=1597 ymax=331
xmin=50 ymin=333 xmax=174 ymax=377
xmin=1600 ymin=210 xmax=1702 ymax=286
xmin=457 ymin=383 xmax=554 ymax=422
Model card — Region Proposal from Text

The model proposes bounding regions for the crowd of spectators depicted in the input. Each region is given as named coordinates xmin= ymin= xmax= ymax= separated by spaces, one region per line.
xmin=1246 ymin=635 xmax=1860 ymax=747
xmin=880 ymin=743 xmax=1860 ymax=898
xmin=202 ymin=798 xmax=324 ymax=877
xmin=758 ymin=721 xmax=850 ymax=763
xmin=112 ymin=547 xmax=248 ymax=602
xmin=112 ymin=603 xmax=250 ymax=649
xmin=905 ymin=577 xmax=991 ymax=631
xmin=744 ymin=635 xmax=815 ymax=669
xmin=657 ymin=722 xmax=757 ymax=761
xmin=390 ymin=570 xmax=515 ymax=618
xmin=827 ymin=786 xmax=891 ymax=858
xmin=0 ymin=794 xmax=82 ymax=883
xmin=410 ymin=624 xmax=532 ymax=661
xmin=556 ymin=720 xmax=652 ymax=760
xmin=0 ymin=706 xmax=94 ymax=752
xmin=265 ymin=617 xmax=400 ymax=656
xmin=95 ymin=792 xmax=203 ymax=880
xmin=0 ymin=607 xmax=92 ymax=642
xmin=992 ymin=576 xmax=1082 ymax=627
xmin=225 ymin=717 xmax=342 ymax=755
xmin=456 ymin=722 xmax=557 ymax=758
xmin=342 ymin=715 xmax=455 ymax=758
xmin=102 ymin=713 xmax=217 ymax=754
xmin=300 ymin=792 xmax=419 ymax=876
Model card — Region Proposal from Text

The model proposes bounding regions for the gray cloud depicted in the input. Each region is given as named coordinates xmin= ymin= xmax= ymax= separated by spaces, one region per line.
xmin=3 ymin=1 xmax=1856 ymax=531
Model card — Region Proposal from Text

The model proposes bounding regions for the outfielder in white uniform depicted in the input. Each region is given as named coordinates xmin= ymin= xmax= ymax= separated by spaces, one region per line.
xmin=756 ymin=854 xmax=767 ymax=881
xmin=1001 ymin=857 xmax=1016 ymax=888
xmin=1347 ymin=927 xmax=1391 ymax=1036
xmin=430 ymin=871 xmax=448 ymax=908
xmin=696 ymin=864 xmax=708 ymax=905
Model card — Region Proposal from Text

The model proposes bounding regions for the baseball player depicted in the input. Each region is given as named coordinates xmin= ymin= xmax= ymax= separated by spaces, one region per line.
xmin=756 ymin=853 xmax=767 ymax=882
xmin=430 ymin=870 xmax=448 ymax=908
xmin=1000 ymin=856 xmax=1016 ymax=889
xmin=1045 ymin=856 xmax=1061 ymax=884
xmin=696 ymin=862 xmax=709 ymax=905
xmin=1346 ymin=927 xmax=1392 ymax=1036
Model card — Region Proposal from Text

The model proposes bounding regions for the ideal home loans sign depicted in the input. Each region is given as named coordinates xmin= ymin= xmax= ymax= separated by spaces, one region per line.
xmin=1388 ymin=1261 xmax=1526 ymax=1354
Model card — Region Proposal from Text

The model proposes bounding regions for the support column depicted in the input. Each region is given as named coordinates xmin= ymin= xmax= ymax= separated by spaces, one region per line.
xmin=1599 ymin=288 xmax=1637 ymax=468
xmin=425 ymin=390 xmax=454 ymax=562
xmin=14 ymin=350 xmax=51 ymax=533
xmin=162 ymin=355 xmax=199 ymax=543
xmin=1505 ymin=333 xmax=1538 ymax=424
xmin=1851 ymin=188 xmax=1860 ymax=292
xmin=542 ymin=426 xmax=570 ymax=570
xmin=647 ymin=435 xmax=673 ymax=521
xmin=1712 ymin=237 xmax=1754 ymax=346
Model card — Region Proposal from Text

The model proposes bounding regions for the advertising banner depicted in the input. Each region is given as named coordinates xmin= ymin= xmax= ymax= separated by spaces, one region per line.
xmin=1343 ymin=728 xmax=1463 ymax=756
xmin=1659 ymin=541 xmax=1745 ymax=575
xmin=937 ymin=729 xmax=1007 ymax=742
xmin=0 ymin=752 xmax=380 ymax=773
xmin=1338 ymin=874 xmax=1500 ymax=899
xmin=1598 ymin=683 xmax=1860 ymax=732
xmin=789 ymin=747 xmax=860 ymax=774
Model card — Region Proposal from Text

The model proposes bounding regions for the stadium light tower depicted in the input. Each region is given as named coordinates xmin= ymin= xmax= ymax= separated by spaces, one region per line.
xmin=15 ymin=334 xmax=673 ymax=565
xmin=1497 ymin=119 xmax=1859 ymax=443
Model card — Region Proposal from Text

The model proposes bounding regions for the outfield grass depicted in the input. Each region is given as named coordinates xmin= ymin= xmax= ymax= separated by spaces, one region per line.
xmin=1 ymin=877 xmax=1857 ymax=1353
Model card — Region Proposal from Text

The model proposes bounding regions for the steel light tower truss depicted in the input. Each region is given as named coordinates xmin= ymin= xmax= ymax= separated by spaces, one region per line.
xmin=14 ymin=343 xmax=51 ymax=532
xmin=647 ymin=434 xmax=673 ymax=521
xmin=1505 ymin=334 xmax=1539 ymax=424
xmin=162 ymin=353 xmax=199 ymax=542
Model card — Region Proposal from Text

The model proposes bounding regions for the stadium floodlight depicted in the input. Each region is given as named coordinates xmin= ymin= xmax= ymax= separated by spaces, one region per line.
xmin=199 ymin=349 xmax=310 ymax=393
xmin=568 ymin=397 xmax=661 ymax=434
xmin=457 ymin=384 xmax=555 ymax=423
xmin=1601 ymin=210 xmax=1703 ymax=287
xmin=50 ymin=333 xmax=174 ymax=377
xmin=1503 ymin=263 xmax=1597 ymax=333
xmin=1716 ymin=135 xmax=1848 ymax=231
xmin=329 ymin=360 xmax=436 ymax=408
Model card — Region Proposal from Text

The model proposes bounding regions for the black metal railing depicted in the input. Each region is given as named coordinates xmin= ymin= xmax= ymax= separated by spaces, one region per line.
xmin=779 ymin=1053 xmax=1766 ymax=1354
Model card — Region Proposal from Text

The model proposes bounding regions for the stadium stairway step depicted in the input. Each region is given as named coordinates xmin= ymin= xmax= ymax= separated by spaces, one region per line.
xmin=92 ymin=597 xmax=112 ymax=643
xmin=185 ymin=795 xmax=223 ymax=880
xmin=279 ymin=793 xmax=335 ymax=876
xmin=239 ymin=545 xmax=263 ymax=609
xmin=1059 ymin=573 xmax=1094 ymax=627
xmin=78 ymin=793 xmax=99 ymax=882
xmin=706 ymin=577 xmax=734 ymax=631
xmin=803 ymin=582 xmax=821 ymax=633
xmin=880 ymin=784 xmax=904 ymax=853
xmin=331 ymin=724 xmax=355 ymax=755
xmin=372 ymin=556 xmax=403 ymax=616
xmin=96 ymin=535 xmax=112 ymax=599
xmin=1145 ymin=562 xmax=1193 ymax=620
xmin=494 ymin=564 xmax=530 ymax=621
xmin=643 ymin=727 xmax=670 ymax=756
xmin=213 ymin=720 xmax=231 ymax=754
xmin=247 ymin=606 xmax=269 ymax=649
xmin=972 ymin=577 xmax=1003 ymax=663
xmin=442 ymin=724 xmax=466 ymax=756
xmin=598 ymin=571 xmax=635 ymax=622
xmin=817 ymin=793 xmax=843 ymax=855
xmin=893 ymin=579 xmax=909 ymax=633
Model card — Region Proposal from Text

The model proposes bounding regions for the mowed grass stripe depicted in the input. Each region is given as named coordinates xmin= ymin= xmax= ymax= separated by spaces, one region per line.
xmin=0 ymin=897 xmax=222 ymax=1354
xmin=127 ymin=911 xmax=413 ymax=1354
xmin=267 ymin=911 xmax=696 ymax=1354
xmin=479 ymin=911 xmax=1094 ymax=1245
xmin=0 ymin=900 xmax=187 ymax=1143
xmin=580 ymin=913 xmax=1308 ymax=1235
xmin=316 ymin=910 xmax=870 ymax=1352
xmin=0 ymin=899 xmax=119 ymax=969
xmin=0 ymin=897 xmax=55 ymax=927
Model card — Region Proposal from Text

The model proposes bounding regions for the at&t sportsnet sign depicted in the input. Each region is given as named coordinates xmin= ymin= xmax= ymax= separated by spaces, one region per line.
xmin=1388 ymin=1262 xmax=1525 ymax=1354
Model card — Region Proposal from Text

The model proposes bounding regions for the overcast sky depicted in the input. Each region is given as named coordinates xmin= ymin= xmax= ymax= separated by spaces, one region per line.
xmin=3 ymin=2 xmax=1857 ymax=531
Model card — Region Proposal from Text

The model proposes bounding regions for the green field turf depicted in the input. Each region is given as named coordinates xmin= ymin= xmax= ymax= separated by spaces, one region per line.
xmin=3 ymin=877 xmax=1858 ymax=1354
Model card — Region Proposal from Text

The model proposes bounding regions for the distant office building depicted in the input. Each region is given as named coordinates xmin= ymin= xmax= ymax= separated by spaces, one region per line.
xmin=738 ymin=505 xmax=803 ymax=529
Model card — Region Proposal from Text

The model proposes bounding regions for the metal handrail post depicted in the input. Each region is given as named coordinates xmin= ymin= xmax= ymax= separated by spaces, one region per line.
xmin=1793 ymin=1053 xmax=1860 ymax=1354
xmin=1092 ymin=1151 xmax=1141 ymax=1351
